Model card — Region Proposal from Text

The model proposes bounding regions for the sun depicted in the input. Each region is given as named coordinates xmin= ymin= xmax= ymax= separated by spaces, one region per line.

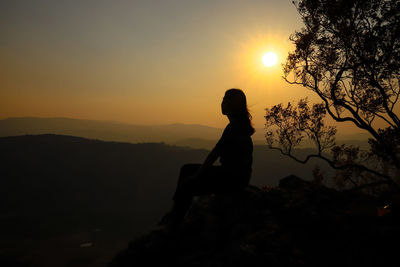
xmin=262 ymin=52 xmax=278 ymax=67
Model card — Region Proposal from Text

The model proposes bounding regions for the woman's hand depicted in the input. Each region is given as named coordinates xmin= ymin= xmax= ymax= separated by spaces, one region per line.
xmin=188 ymin=165 xmax=206 ymax=181
xmin=181 ymin=171 xmax=201 ymax=188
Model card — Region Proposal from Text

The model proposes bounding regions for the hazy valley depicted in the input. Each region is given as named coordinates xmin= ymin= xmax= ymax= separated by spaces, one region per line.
xmin=0 ymin=117 xmax=370 ymax=266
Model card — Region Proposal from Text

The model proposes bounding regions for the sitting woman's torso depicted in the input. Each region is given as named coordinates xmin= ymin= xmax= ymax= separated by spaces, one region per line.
xmin=216 ymin=122 xmax=253 ymax=176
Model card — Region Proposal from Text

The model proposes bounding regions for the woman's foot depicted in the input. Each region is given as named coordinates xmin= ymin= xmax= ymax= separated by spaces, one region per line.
xmin=158 ymin=210 xmax=183 ymax=234
xmin=158 ymin=210 xmax=174 ymax=226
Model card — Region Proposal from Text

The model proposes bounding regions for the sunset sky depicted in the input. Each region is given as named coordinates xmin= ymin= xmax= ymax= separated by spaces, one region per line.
xmin=0 ymin=0 xmax=361 ymax=133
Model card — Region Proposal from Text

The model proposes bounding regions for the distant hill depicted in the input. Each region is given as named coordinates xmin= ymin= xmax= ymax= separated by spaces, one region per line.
xmin=0 ymin=117 xmax=225 ymax=145
xmin=0 ymin=134 xmax=209 ymax=236
xmin=0 ymin=117 xmax=369 ymax=150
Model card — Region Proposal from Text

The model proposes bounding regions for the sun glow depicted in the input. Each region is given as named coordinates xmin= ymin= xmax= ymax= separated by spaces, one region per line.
xmin=235 ymin=33 xmax=291 ymax=91
xmin=262 ymin=52 xmax=278 ymax=67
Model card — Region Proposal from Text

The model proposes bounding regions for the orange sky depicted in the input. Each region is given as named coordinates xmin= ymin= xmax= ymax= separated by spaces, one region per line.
xmin=0 ymin=0 xmax=366 ymax=134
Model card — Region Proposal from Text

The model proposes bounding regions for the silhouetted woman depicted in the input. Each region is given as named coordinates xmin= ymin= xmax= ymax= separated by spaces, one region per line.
xmin=159 ymin=88 xmax=254 ymax=231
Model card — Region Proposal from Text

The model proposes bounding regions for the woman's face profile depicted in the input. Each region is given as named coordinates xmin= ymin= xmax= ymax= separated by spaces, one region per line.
xmin=221 ymin=96 xmax=229 ymax=115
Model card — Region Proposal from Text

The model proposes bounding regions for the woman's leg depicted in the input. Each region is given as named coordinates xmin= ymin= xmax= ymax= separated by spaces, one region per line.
xmin=166 ymin=164 xmax=250 ymax=229
xmin=168 ymin=164 xmax=202 ymax=228
xmin=169 ymin=164 xmax=235 ymax=227
xmin=172 ymin=164 xmax=202 ymax=200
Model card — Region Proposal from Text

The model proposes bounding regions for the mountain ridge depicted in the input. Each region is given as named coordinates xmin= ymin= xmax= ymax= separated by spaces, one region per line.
xmin=0 ymin=117 xmax=369 ymax=150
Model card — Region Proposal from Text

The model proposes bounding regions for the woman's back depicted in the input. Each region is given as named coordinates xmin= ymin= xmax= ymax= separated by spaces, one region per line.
xmin=216 ymin=120 xmax=253 ymax=175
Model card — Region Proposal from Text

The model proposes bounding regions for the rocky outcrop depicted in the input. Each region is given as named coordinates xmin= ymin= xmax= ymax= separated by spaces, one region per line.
xmin=109 ymin=175 xmax=399 ymax=267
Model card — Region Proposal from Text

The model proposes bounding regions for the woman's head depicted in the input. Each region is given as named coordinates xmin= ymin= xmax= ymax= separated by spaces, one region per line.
xmin=221 ymin=88 xmax=255 ymax=135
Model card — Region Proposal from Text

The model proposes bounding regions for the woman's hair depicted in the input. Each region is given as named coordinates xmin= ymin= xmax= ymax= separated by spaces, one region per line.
xmin=224 ymin=88 xmax=255 ymax=135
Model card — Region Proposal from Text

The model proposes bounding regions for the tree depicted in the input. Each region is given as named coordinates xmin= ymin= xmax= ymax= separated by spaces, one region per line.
xmin=265 ymin=0 xmax=400 ymax=191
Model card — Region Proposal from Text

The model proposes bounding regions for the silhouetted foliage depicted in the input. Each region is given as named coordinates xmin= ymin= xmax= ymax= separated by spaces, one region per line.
xmin=266 ymin=0 xmax=400 ymax=192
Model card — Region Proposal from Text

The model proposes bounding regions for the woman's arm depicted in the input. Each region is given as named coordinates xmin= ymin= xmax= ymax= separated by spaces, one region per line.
xmin=191 ymin=126 xmax=227 ymax=179
xmin=190 ymin=144 xmax=221 ymax=178
xmin=201 ymin=144 xmax=220 ymax=169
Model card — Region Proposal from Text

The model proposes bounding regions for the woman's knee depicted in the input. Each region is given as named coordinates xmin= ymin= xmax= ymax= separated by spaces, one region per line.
xmin=179 ymin=163 xmax=201 ymax=179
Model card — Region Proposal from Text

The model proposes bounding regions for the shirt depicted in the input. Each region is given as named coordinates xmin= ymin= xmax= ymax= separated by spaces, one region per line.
xmin=215 ymin=121 xmax=253 ymax=175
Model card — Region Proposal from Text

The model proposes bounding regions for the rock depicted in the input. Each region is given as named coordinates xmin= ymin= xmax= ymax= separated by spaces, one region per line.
xmin=278 ymin=175 xmax=309 ymax=189
xmin=108 ymin=175 xmax=400 ymax=267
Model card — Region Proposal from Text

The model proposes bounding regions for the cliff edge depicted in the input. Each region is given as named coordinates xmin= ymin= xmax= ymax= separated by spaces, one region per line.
xmin=109 ymin=175 xmax=399 ymax=267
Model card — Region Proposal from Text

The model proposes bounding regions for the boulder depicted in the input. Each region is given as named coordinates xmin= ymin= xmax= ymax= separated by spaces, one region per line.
xmin=109 ymin=175 xmax=399 ymax=267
